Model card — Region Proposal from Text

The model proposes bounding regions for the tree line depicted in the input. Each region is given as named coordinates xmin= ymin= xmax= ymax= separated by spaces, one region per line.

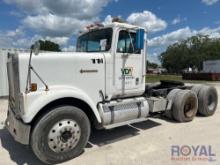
xmin=160 ymin=35 xmax=220 ymax=73
xmin=38 ymin=40 xmax=61 ymax=52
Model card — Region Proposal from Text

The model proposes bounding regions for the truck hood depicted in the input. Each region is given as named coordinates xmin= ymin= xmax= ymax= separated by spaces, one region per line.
xmin=18 ymin=52 xmax=106 ymax=93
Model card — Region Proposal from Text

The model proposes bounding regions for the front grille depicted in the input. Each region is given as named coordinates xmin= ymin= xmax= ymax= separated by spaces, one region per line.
xmin=7 ymin=53 xmax=20 ymax=117
xmin=9 ymin=95 xmax=16 ymax=111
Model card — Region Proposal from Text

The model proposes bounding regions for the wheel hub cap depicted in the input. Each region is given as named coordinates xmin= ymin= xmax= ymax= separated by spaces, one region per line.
xmin=48 ymin=119 xmax=81 ymax=153
xmin=61 ymin=131 xmax=72 ymax=143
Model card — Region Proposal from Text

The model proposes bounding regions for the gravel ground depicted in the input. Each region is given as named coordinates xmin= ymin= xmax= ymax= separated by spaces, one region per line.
xmin=0 ymin=84 xmax=219 ymax=165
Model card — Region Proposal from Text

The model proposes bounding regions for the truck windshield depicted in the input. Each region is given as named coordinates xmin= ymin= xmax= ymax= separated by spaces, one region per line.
xmin=76 ymin=28 xmax=113 ymax=52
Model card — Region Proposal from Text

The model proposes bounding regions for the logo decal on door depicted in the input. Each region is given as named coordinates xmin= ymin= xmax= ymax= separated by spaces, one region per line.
xmin=119 ymin=67 xmax=135 ymax=84
xmin=121 ymin=67 xmax=133 ymax=76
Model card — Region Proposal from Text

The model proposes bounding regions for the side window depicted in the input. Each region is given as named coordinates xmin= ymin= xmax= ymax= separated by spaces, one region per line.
xmin=117 ymin=30 xmax=140 ymax=54
xmin=76 ymin=28 xmax=113 ymax=52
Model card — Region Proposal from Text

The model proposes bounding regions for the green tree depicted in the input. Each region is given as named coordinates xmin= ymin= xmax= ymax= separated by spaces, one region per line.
xmin=161 ymin=35 xmax=220 ymax=73
xmin=38 ymin=40 xmax=61 ymax=52
xmin=147 ymin=60 xmax=158 ymax=69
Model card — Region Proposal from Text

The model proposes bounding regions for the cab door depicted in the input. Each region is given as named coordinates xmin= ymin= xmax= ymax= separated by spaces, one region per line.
xmin=113 ymin=29 xmax=145 ymax=96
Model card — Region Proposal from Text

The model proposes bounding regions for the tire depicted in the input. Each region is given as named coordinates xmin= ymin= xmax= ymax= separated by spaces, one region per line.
xmin=191 ymin=85 xmax=204 ymax=96
xmin=197 ymin=86 xmax=218 ymax=116
xmin=165 ymin=89 xmax=181 ymax=119
xmin=172 ymin=90 xmax=198 ymax=122
xmin=31 ymin=106 xmax=91 ymax=164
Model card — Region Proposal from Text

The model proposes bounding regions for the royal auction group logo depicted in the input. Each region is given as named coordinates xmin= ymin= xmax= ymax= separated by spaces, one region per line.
xmin=171 ymin=145 xmax=216 ymax=162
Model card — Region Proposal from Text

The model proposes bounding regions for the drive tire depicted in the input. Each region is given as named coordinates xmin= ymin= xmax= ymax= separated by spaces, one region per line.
xmin=197 ymin=86 xmax=218 ymax=116
xmin=165 ymin=89 xmax=181 ymax=119
xmin=31 ymin=106 xmax=91 ymax=164
xmin=172 ymin=90 xmax=198 ymax=122
xmin=191 ymin=85 xmax=203 ymax=96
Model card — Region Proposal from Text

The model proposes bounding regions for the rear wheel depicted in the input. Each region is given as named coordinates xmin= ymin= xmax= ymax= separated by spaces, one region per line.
xmin=191 ymin=85 xmax=203 ymax=96
xmin=31 ymin=106 xmax=91 ymax=164
xmin=165 ymin=89 xmax=181 ymax=119
xmin=195 ymin=86 xmax=218 ymax=116
xmin=172 ymin=90 xmax=198 ymax=122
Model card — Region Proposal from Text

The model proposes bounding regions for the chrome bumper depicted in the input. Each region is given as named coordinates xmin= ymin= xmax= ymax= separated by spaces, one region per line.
xmin=5 ymin=110 xmax=31 ymax=145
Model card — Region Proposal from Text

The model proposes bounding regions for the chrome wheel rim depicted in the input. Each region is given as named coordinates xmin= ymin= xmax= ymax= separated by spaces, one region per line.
xmin=184 ymin=96 xmax=196 ymax=118
xmin=48 ymin=119 xmax=81 ymax=153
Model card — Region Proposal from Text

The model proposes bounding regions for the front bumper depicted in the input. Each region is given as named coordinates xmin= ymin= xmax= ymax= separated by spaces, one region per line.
xmin=5 ymin=110 xmax=31 ymax=145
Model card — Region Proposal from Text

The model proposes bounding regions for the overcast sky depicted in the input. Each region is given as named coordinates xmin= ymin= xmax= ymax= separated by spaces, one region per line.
xmin=0 ymin=0 xmax=220 ymax=63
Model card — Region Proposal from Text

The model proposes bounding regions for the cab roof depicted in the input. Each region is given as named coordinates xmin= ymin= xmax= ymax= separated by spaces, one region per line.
xmin=78 ymin=22 xmax=145 ymax=37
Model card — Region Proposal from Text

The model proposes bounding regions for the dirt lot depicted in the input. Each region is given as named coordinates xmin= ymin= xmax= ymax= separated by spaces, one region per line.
xmin=0 ymin=84 xmax=220 ymax=165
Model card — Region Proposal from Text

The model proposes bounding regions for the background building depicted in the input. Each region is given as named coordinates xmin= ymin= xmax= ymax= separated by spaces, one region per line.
xmin=203 ymin=60 xmax=220 ymax=73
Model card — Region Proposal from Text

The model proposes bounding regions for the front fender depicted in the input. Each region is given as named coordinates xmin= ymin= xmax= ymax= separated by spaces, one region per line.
xmin=21 ymin=85 xmax=102 ymax=123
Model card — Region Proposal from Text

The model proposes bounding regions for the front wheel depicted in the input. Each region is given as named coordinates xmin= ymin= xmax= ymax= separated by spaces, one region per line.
xmin=31 ymin=106 xmax=91 ymax=164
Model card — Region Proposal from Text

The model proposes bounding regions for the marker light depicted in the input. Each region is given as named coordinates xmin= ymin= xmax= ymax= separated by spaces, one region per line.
xmin=30 ymin=83 xmax=37 ymax=92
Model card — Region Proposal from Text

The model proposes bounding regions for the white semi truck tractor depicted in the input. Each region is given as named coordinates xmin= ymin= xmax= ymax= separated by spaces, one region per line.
xmin=5 ymin=21 xmax=218 ymax=164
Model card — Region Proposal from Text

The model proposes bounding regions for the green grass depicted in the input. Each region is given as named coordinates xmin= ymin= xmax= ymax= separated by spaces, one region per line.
xmin=145 ymin=74 xmax=214 ymax=84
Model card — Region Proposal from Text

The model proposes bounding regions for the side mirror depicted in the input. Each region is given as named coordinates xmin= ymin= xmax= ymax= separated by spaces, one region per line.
xmin=136 ymin=29 xmax=145 ymax=50
xmin=31 ymin=41 xmax=40 ymax=56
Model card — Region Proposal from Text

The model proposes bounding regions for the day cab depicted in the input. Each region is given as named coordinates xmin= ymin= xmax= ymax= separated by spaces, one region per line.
xmin=5 ymin=22 xmax=218 ymax=164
